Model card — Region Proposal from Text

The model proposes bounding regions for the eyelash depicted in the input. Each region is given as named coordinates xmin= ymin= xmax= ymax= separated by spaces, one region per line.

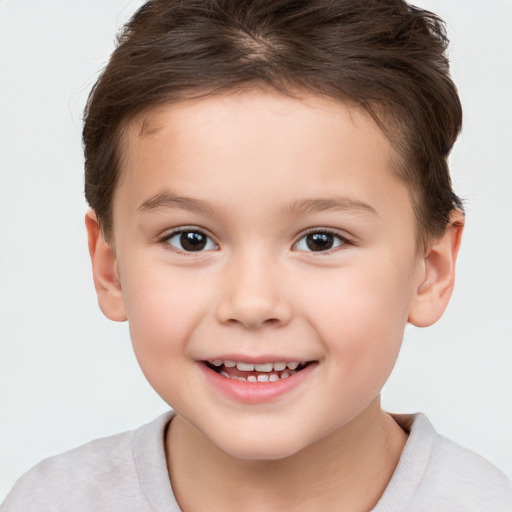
xmin=160 ymin=227 xmax=350 ymax=254
xmin=293 ymin=229 xmax=349 ymax=254
xmin=161 ymin=228 xmax=218 ymax=254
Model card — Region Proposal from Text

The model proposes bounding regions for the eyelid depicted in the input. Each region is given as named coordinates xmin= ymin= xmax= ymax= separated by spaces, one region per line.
xmin=293 ymin=228 xmax=352 ymax=253
xmin=160 ymin=226 xmax=219 ymax=253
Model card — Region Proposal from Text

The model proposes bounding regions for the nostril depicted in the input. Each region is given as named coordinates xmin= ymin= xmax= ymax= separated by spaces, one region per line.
xmin=224 ymin=316 xmax=281 ymax=329
xmin=230 ymin=317 xmax=280 ymax=325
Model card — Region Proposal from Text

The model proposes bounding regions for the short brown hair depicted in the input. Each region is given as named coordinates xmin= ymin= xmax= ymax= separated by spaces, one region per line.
xmin=83 ymin=0 xmax=463 ymax=247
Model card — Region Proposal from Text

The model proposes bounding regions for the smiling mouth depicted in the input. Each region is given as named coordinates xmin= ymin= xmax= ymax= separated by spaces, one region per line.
xmin=204 ymin=360 xmax=312 ymax=382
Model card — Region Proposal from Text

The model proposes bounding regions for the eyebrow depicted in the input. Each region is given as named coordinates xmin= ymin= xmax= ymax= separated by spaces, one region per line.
xmin=138 ymin=192 xmax=218 ymax=215
xmin=284 ymin=197 xmax=378 ymax=217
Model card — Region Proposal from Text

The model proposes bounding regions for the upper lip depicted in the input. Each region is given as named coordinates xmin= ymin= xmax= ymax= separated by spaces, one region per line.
xmin=201 ymin=355 xmax=314 ymax=365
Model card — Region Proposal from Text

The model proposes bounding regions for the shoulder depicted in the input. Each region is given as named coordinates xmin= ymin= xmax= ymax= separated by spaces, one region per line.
xmin=1 ymin=412 xmax=175 ymax=512
xmin=424 ymin=428 xmax=512 ymax=510
xmin=377 ymin=414 xmax=512 ymax=512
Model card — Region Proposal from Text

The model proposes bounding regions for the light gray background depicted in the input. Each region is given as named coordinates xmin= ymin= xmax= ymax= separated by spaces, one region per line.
xmin=1 ymin=0 xmax=511 ymax=500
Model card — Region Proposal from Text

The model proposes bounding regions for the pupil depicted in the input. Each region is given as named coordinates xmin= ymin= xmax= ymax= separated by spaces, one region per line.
xmin=180 ymin=232 xmax=206 ymax=251
xmin=306 ymin=232 xmax=333 ymax=251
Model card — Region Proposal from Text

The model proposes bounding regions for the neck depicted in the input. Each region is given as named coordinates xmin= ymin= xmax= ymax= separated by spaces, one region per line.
xmin=166 ymin=398 xmax=407 ymax=512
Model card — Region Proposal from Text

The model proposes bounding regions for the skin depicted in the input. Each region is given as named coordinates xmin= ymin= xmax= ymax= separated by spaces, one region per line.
xmin=86 ymin=88 xmax=464 ymax=511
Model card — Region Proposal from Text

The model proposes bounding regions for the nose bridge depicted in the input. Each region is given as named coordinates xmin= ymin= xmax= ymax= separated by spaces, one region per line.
xmin=216 ymin=245 xmax=292 ymax=329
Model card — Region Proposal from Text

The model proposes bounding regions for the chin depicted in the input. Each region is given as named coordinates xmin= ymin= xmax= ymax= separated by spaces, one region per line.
xmin=210 ymin=429 xmax=311 ymax=462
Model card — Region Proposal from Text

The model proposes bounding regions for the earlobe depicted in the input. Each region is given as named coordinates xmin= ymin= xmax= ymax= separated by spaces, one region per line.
xmin=408 ymin=210 xmax=465 ymax=327
xmin=85 ymin=210 xmax=127 ymax=322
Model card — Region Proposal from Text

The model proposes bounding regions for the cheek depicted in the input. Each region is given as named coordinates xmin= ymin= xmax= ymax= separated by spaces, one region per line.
xmin=304 ymin=257 xmax=413 ymax=334
xmin=120 ymin=270 xmax=210 ymax=385
xmin=302 ymin=258 xmax=415 ymax=388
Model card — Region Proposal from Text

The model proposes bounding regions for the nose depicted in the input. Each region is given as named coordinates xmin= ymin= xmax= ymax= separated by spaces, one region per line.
xmin=215 ymin=251 xmax=293 ymax=329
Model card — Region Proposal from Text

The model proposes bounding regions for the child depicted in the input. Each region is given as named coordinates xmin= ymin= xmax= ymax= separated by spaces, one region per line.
xmin=2 ymin=0 xmax=511 ymax=510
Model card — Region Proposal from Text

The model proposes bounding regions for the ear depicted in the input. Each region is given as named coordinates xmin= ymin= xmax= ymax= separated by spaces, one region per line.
xmin=408 ymin=210 xmax=465 ymax=327
xmin=85 ymin=210 xmax=127 ymax=322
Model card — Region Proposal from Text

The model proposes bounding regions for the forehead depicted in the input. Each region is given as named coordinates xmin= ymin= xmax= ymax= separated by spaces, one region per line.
xmin=115 ymin=88 xmax=413 ymax=227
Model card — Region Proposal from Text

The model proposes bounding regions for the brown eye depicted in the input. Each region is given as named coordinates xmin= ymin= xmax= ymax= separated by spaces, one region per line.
xmin=307 ymin=232 xmax=334 ymax=251
xmin=166 ymin=230 xmax=217 ymax=252
xmin=295 ymin=231 xmax=345 ymax=252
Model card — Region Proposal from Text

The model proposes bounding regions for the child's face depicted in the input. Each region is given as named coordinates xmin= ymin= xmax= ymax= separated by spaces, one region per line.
xmin=103 ymin=89 xmax=428 ymax=459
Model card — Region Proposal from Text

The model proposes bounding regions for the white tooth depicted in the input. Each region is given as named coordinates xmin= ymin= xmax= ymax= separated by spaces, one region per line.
xmin=220 ymin=371 xmax=230 ymax=379
xmin=273 ymin=362 xmax=286 ymax=371
xmin=247 ymin=375 xmax=257 ymax=382
xmin=212 ymin=360 xmax=223 ymax=366
xmin=237 ymin=362 xmax=254 ymax=371
xmin=286 ymin=362 xmax=299 ymax=370
xmin=257 ymin=374 xmax=269 ymax=382
xmin=224 ymin=360 xmax=236 ymax=367
xmin=255 ymin=363 xmax=273 ymax=372
xmin=269 ymin=374 xmax=279 ymax=382
xmin=281 ymin=370 xmax=290 ymax=379
xmin=235 ymin=375 xmax=247 ymax=381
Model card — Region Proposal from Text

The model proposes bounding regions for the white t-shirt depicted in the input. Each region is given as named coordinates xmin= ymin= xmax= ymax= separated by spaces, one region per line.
xmin=2 ymin=412 xmax=511 ymax=511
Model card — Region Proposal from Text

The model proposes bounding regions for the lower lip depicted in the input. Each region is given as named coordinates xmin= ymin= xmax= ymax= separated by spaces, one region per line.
xmin=199 ymin=362 xmax=317 ymax=404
